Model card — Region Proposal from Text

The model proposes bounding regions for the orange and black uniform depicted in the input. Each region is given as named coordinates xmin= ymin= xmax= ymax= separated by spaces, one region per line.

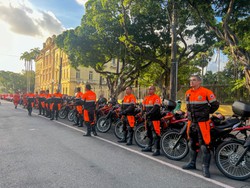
xmin=45 ymin=93 xmax=52 ymax=118
xmin=142 ymin=94 xmax=162 ymax=153
xmin=38 ymin=91 xmax=46 ymax=115
xmin=50 ymin=92 xmax=63 ymax=120
xmin=186 ymin=86 xmax=219 ymax=146
xmin=81 ymin=90 xmax=96 ymax=135
xmin=184 ymin=86 xmax=219 ymax=176
xmin=74 ymin=91 xmax=84 ymax=126
xmin=118 ymin=94 xmax=136 ymax=144
xmin=26 ymin=92 xmax=36 ymax=116
xmin=13 ymin=93 xmax=20 ymax=108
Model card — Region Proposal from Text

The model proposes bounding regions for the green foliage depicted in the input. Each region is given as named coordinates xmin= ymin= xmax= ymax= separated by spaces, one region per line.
xmin=0 ymin=71 xmax=35 ymax=93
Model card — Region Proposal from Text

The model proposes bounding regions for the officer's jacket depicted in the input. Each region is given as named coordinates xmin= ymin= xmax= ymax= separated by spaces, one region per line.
xmin=81 ymin=90 xmax=96 ymax=111
xmin=53 ymin=92 xmax=63 ymax=103
xmin=186 ymin=86 xmax=219 ymax=122
xmin=38 ymin=93 xmax=46 ymax=102
xmin=122 ymin=94 xmax=136 ymax=115
xmin=143 ymin=94 xmax=162 ymax=120
xmin=75 ymin=92 xmax=84 ymax=106
xmin=45 ymin=93 xmax=52 ymax=103
xmin=26 ymin=93 xmax=36 ymax=102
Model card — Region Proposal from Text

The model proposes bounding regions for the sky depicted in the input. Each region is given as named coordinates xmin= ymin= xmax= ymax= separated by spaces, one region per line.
xmin=0 ymin=0 xmax=87 ymax=73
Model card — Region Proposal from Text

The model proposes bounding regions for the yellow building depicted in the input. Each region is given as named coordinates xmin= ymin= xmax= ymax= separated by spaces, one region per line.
xmin=35 ymin=36 xmax=113 ymax=97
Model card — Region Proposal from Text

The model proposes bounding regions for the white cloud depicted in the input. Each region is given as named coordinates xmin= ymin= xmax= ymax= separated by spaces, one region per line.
xmin=75 ymin=0 xmax=88 ymax=6
xmin=0 ymin=0 xmax=66 ymax=73
xmin=0 ymin=0 xmax=64 ymax=37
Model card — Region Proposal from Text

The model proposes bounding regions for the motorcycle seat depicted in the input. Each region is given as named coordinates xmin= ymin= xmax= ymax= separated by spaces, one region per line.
xmin=214 ymin=118 xmax=240 ymax=130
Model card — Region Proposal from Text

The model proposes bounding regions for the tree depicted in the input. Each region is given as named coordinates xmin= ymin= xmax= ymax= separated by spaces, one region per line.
xmin=0 ymin=71 xmax=32 ymax=93
xmin=20 ymin=48 xmax=40 ymax=92
xmin=187 ymin=0 xmax=250 ymax=89
xmin=56 ymin=0 xmax=217 ymax=98
xmin=120 ymin=0 xmax=217 ymax=98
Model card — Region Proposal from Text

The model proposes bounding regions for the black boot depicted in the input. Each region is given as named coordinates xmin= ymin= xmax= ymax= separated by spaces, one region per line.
xmin=55 ymin=111 xmax=58 ymax=120
xmin=78 ymin=116 xmax=83 ymax=127
xmin=201 ymin=145 xmax=211 ymax=178
xmin=152 ymin=136 xmax=161 ymax=156
xmin=126 ymin=129 xmax=134 ymax=145
xmin=50 ymin=111 xmax=54 ymax=120
xmin=92 ymin=124 xmax=98 ymax=136
xmin=83 ymin=122 xmax=91 ymax=136
xmin=182 ymin=148 xmax=197 ymax=170
xmin=118 ymin=131 xmax=127 ymax=143
xmin=73 ymin=116 xmax=79 ymax=126
xmin=141 ymin=139 xmax=153 ymax=152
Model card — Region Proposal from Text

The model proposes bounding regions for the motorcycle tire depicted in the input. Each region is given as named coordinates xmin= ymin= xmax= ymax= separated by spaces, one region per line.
xmin=160 ymin=130 xmax=189 ymax=161
xmin=58 ymin=107 xmax=68 ymax=119
xmin=134 ymin=123 xmax=150 ymax=148
xmin=67 ymin=110 xmax=76 ymax=122
xmin=114 ymin=120 xmax=124 ymax=139
xmin=96 ymin=116 xmax=112 ymax=133
xmin=215 ymin=140 xmax=250 ymax=181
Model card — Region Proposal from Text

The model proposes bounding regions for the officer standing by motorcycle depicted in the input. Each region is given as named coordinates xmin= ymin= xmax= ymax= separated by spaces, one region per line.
xmin=81 ymin=84 xmax=97 ymax=136
xmin=26 ymin=91 xmax=36 ymax=116
xmin=118 ymin=86 xmax=136 ymax=145
xmin=74 ymin=87 xmax=84 ymax=127
xmin=182 ymin=75 xmax=219 ymax=178
xmin=45 ymin=90 xmax=52 ymax=118
xmin=141 ymin=86 xmax=162 ymax=156
xmin=38 ymin=90 xmax=46 ymax=115
xmin=50 ymin=89 xmax=63 ymax=120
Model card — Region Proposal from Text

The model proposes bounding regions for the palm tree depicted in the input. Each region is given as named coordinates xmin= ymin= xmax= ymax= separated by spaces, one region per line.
xmin=30 ymin=48 xmax=40 ymax=71
xmin=20 ymin=48 xmax=40 ymax=92
xmin=20 ymin=51 xmax=30 ymax=92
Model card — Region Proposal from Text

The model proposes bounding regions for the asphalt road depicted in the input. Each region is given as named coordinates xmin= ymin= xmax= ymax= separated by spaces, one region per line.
xmin=0 ymin=100 xmax=249 ymax=188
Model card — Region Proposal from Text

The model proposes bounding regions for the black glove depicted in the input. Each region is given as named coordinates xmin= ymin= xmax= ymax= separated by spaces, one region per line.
xmin=120 ymin=111 xmax=126 ymax=116
xmin=145 ymin=112 xmax=151 ymax=119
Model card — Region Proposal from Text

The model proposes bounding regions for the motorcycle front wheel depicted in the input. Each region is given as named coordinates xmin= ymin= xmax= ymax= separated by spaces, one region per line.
xmin=134 ymin=124 xmax=150 ymax=148
xmin=67 ymin=110 xmax=76 ymax=122
xmin=160 ymin=130 xmax=189 ymax=161
xmin=215 ymin=140 xmax=250 ymax=181
xmin=96 ymin=116 xmax=112 ymax=133
xmin=58 ymin=107 xmax=68 ymax=119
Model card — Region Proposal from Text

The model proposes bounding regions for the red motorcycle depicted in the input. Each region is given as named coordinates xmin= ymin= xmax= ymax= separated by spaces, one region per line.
xmin=134 ymin=100 xmax=187 ymax=148
xmin=96 ymin=104 xmax=121 ymax=133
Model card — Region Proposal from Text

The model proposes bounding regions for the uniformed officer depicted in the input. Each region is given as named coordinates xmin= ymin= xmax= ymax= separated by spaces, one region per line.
xmin=182 ymin=75 xmax=219 ymax=178
xmin=118 ymin=86 xmax=136 ymax=145
xmin=141 ymin=86 xmax=162 ymax=156
xmin=50 ymin=89 xmax=63 ymax=120
xmin=81 ymin=84 xmax=97 ymax=136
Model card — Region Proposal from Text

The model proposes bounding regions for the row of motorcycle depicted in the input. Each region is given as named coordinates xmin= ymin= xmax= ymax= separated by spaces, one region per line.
xmin=58 ymin=97 xmax=250 ymax=181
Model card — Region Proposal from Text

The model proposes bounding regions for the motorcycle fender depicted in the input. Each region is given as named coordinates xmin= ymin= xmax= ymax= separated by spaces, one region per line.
xmin=179 ymin=123 xmax=187 ymax=135
xmin=244 ymin=136 xmax=250 ymax=147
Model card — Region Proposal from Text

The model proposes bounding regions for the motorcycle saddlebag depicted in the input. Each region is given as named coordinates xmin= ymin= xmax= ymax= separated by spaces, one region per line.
xmin=232 ymin=101 xmax=250 ymax=117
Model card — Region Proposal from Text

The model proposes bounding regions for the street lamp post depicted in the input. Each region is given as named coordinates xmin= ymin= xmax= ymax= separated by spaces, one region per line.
xmin=51 ymin=79 xmax=54 ymax=94
xmin=58 ymin=56 xmax=62 ymax=92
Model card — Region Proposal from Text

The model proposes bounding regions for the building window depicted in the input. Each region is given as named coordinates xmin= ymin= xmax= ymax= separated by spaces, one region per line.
xmin=76 ymin=70 xmax=80 ymax=79
xmin=89 ymin=71 xmax=93 ymax=81
xmin=65 ymin=87 xmax=67 ymax=95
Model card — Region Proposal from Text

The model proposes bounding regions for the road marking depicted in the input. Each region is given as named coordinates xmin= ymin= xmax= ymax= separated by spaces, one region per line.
xmin=52 ymin=120 xmax=234 ymax=187
xmin=15 ymin=104 xmax=234 ymax=188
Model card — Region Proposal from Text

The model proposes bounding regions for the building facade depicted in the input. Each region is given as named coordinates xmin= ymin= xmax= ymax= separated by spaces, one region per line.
xmin=35 ymin=36 xmax=111 ymax=97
